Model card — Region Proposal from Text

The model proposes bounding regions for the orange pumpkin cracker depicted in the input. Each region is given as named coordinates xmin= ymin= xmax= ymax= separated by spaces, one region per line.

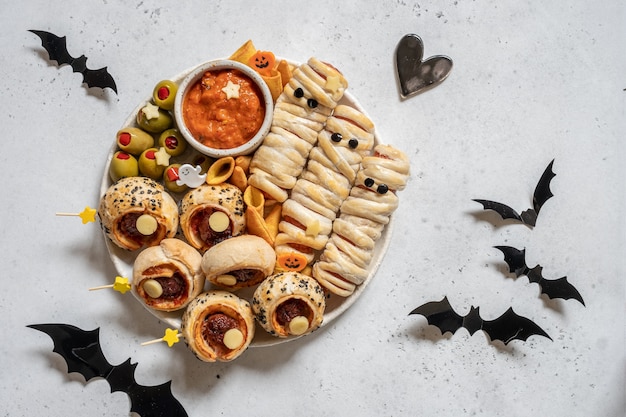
xmin=248 ymin=51 xmax=276 ymax=77
xmin=229 ymin=39 xmax=257 ymax=64
xmin=229 ymin=165 xmax=248 ymax=192
xmin=276 ymin=252 xmax=308 ymax=272
xmin=245 ymin=206 xmax=274 ymax=246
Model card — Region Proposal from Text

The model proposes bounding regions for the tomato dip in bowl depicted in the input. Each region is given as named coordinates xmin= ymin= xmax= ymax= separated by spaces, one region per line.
xmin=174 ymin=59 xmax=273 ymax=158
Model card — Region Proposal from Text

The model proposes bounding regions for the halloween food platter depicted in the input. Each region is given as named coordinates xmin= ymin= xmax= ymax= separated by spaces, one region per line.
xmin=98 ymin=40 xmax=410 ymax=357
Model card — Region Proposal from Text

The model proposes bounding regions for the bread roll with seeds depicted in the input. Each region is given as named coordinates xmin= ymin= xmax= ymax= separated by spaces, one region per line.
xmin=181 ymin=290 xmax=255 ymax=362
xmin=98 ymin=176 xmax=178 ymax=251
xmin=179 ymin=183 xmax=245 ymax=252
xmin=252 ymin=272 xmax=325 ymax=338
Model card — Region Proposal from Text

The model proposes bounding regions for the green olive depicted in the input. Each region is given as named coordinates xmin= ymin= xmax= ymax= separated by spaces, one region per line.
xmin=116 ymin=127 xmax=154 ymax=155
xmin=109 ymin=151 xmax=139 ymax=182
xmin=152 ymin=80 xmax=178 ymax=111
xmin=136 ymin=104 xmax=173 ymax=133
xmin=158 ymin=128 xmax=187 ymax=156
xmin=138 ymin=148 xmax=166 ymax=179
xmin=163 ymin=164 xmax=188 ymax=193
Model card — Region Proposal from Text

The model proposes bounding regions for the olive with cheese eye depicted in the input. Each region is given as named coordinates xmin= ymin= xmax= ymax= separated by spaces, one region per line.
xmin=136 ymin=103 xmax=173 ymax=133
xmin=152 ymin=80 xmax=178 ymax=111
xmin=138 ymin=148 xmax=166 ymax=179
xmin=158 ymin=128 xmax=187 ymax=156
xmin=109 ymin=151 xmax=139 ymax=182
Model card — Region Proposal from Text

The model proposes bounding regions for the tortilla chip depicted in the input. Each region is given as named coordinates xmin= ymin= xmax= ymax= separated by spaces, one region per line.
xmin=276 ymin=59 xmax=293 ymax=87
xmin=229 ymin=40 xmax=257 ymax=64
xmin=229 ymin=165 xmax=248 ymax=192
xmin=234 ymin=155 xmax=252 ymax=174
xmin=245 ymin=206 xmax=274 ymax=246
xmin=264 ymin=203 xmax=282 ymax=239
xmin=243 ymin=185 xmax=265 ymax=216
xmin=262 ymin=69 xmax=283 ymax=102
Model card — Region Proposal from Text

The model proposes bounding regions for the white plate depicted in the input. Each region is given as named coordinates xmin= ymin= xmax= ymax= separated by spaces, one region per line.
xmin=100 ymin=59 xmax=392 ymax=347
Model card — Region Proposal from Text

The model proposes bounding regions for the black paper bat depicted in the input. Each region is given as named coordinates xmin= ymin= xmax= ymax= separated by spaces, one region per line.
xmin=409 ymin=296 xmax=551 ymax=345
xmin=473 ymin=159 xmax=556 ymax=227
xmin=494 ymin=245 xmax=585 ymax=305
xmin=29 ymin=30 xmax=117 ymax=93
xmin=27 ymin=323 xmax=187 ymax=417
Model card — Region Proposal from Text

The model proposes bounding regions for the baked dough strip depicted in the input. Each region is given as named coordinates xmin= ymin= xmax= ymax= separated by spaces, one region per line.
xmin=312 ymin=144 xmax=410 ymax=297
xmin=248 ymin=57 xmax=348 ymax=203
xmin=274 ymin=104 xmax=376 ymax=264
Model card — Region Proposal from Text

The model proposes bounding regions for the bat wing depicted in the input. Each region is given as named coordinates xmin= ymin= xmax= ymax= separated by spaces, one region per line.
xmin=27 ymin=323 xmax=112 ymax=381
xmin=409 ymin=296 xmax=464 ymax=335
xmin=481 ymin=308 xmax=552 ymax=345
xmin=29 ymin=30 xmax=73 ymax=66
xmin=472 ymin=199 xmax=523 ymax=223
xmin=494 ymin=245 xmax=529 ymax=277
xmin=82 ymin=66 xmax=118 ymax=93
xmin=29 ymin=29 xmax=117 ymax=93
xmin=527 ymin=266 xmax=585 ymax=306
xmin=531 ymin=159 xmax=556 ymax=216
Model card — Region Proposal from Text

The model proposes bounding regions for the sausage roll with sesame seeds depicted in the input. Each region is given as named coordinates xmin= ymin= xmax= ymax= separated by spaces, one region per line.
xmin=181 ymin=290 xmax=255 ymax=362
xmin=179 ymin=183 xmax=246 ymax=252
xmin=252 ymin=272 xmax=326 ymax=338
xmin=98 ymin=176 xmax=179 ymax=251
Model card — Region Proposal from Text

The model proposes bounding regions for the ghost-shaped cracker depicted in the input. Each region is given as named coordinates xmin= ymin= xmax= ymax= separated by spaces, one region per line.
xmin=176 ymin=164 xmax=207 ymax=188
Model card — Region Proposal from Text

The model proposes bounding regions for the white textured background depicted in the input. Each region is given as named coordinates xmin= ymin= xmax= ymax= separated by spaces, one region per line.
xmin=1 ymin=0 xmax=624 ymax=416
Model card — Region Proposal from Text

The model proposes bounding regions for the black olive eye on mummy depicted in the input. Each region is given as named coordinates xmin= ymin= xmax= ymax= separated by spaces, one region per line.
xmin=331 ymin=133 xmax=342 ymax=142
xmin=348 ymin=138 xmax=358 ymax=149
xmin=307 ymin=98 xmax=318 ymax=108
xmin=294 ymin=88 xmax=304 ymax=98
xmin=364 ymin=177 xmax=375 ymax=187
xmin=376 ymin=184 xmax=389 ymax=194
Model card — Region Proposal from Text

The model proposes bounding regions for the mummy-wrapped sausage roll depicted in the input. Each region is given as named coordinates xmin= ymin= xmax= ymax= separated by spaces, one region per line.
xmin=248 ymin=57 xmax=348 ymax=202
xmin=313 ymin=144 xmax=410 ymax=297
xmin=132 ymin=238 xmax=204 ymax=312
xmin=274 ymin=104 xmax=375 ymax=265
xmin=201 ymin=235 xmax=276 ymax=290
xmin=252 ymin=272 xmax=326 ymax=338
xmin=181 ymin=290 xmax=255 ymax=362
xmin=98 ymin=176 xmax=179 ymax=251
xmin=179 ymin=183 xmax=245 ymax=252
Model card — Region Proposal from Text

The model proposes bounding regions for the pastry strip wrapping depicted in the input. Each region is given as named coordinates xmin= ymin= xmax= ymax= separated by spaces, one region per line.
xmin=274 ymin=104 xmax=375 ymax=264
xmin=313 ymin=144 xmax=410 ymax=297
xmin=248 ymin=57 xmax=348 ymax=202
xmin=132 ymin=238 xmax=204 ymax=312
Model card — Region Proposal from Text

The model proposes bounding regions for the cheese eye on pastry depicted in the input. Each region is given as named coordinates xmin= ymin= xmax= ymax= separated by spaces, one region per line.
xmin=181 ymin=290 xmax=255 ymax=362
xmin=252 ymin=272 xmax=325 ymax=338
xmin=201 ymin=235 xmax=276 ymax=290
xmin=179 ymin=183 xmax=245 ymax=252
xmin=98 ymin=176 xmax=179 ymax=251
xmin=132 ymin=238 xmax=204 ymax=312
